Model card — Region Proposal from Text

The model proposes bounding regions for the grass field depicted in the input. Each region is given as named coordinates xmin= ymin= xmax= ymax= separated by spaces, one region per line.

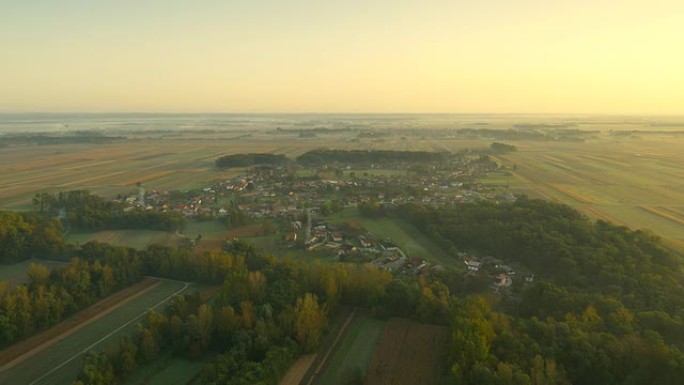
xmin=0 ymin=259 xmax=67 ymax=287
xmin=0 ymin=280 xmax=191 ymax=385
xmin=65 ymin=221 xmax=232 ymax=250
xmin=364 ymin=318 xmax=450 ymax=385
xmin=183 ymin=220 xmax=232 ymax=240
xmin=328 ymin=211 xmax=455 ymax=267
xmin=123 ymin=353 xmax=213 ymax=385
xmin=315 ymin=316 xmax=386 ymax=385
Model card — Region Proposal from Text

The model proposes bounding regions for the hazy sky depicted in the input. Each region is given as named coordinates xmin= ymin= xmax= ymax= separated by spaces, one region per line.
xmin=1 ymin=0 xmax=683 ymax=114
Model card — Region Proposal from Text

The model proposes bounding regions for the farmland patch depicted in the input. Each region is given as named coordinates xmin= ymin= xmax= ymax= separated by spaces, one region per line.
xmin=364 ymin=318 xmax=450 ymax=385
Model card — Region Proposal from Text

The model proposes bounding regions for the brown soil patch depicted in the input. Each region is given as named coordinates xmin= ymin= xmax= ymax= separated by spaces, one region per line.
xmin=227 ymin=225 xmax=264 ymax=238
xmin=364 ymin=318 xmax=449 ymax=385
xmin=0 ymin=278 xmax=160 ymax=370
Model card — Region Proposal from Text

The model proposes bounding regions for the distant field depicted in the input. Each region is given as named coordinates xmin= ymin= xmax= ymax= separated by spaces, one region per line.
xmin=0 ymin=133 xmax=491 ymax=210
xmin=0 ymin=280 xmax=191 ymax=385
xmin=315 ymin=316 xmax=386 ymax=385
xmin=487 ymin=136 xmax=684 ymax=252
xmin=0 ymin=259 xmax=66 ymax=287
xmin=0 ymin=137 xmax=328 ymax=210
xmin=364 ymin=318 xmax=450 ymax=385
xmin=3 ymin=127 xmax=684 ymax=254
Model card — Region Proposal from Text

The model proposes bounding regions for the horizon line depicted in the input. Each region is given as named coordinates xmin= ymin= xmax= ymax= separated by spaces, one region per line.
xmin=1 ymin=111 xmax=683 ymax=118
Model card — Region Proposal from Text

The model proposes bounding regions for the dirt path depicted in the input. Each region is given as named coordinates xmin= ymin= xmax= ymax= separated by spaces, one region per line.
xmin=0 ymin=278 xmax=160 ymax=371
xmin=300 ymin=308 xmax=358 ymax=385
xmin=278 ymin=354 xmax=317 ymax=385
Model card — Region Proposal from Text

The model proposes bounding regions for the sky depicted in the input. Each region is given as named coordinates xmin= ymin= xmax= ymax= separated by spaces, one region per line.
xmin=1 ymin=0 xmax=683 ymax=114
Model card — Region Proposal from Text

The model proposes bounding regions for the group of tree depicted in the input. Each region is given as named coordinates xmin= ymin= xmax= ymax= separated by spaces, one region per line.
xmin=0 ymin=211 xmax=65 ymax=263
xmin=296 ymin=149 xmax=453 ymax=166
xmin=0 ymin=254 xmax=140 ymax=346
xmin=32 ymin=190 xmax=185 ymax=231
xmin=490 ymin=142 xmax=517 ymax=153
xmin=0 ymin=134 xmax=126 ymax=147
xmin=0 ymin=195 xmax=459 ymax=384
xmin=69 ymin=240 xmax=453 ymax=385
xmin=215 ymin=153 xmax=289 ymax=169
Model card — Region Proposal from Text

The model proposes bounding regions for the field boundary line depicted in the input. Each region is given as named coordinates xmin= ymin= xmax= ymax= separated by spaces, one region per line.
xmin=0 ymin=278 xmax=160 ymax=371
xmin=27 ymin=281 xmax=190 ymax=385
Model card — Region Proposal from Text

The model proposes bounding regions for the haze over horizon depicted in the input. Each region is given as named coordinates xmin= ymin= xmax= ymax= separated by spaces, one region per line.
xmin=2 ymin=0 xmax=683 ymax=115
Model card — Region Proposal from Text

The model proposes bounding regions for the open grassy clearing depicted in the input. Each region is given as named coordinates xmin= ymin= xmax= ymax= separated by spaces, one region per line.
xmin=0 ymin=280 xmax=191 ymax=385
xmin=123 ymin=353 xmax=213 ymax=385
xmin=0 ymin=259 xmax=66 ymax=288
xmin=364 ymin=318 xmax=450 ymax=385
xmin=67 ymin=230 xmax=185 ymax=249
xmin=183 ymin=220 xmax=231 ymax=240
xmin=314 ymin=315 xmax=386 ymax=385
xmin=328 ymin=211 xmax=455 ymax=267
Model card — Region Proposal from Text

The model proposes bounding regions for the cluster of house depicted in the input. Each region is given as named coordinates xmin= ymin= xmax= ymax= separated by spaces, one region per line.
xmin=369 ymin=246 xmax=444 ymax=275
xmin=284 ymin=219 xmax=443 ymax=275
xmin=116 ymin=155 xmax=514 ymax=223
xmin=461 ymin=252 xmax=535 ymax=294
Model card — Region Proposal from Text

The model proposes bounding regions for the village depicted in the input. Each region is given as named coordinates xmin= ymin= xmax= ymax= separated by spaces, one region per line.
xmin=116 ymin=155 xmax=529 ymax=294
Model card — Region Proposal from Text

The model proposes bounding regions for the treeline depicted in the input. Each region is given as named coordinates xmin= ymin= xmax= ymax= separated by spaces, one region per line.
xmin=490 ymin=142 xmax=517 ymax=153
xmin=296 ymin=149 xmax=453 ymax=166
xmin=273 ymin=127 xmax=355 ymax=134
xmin=215 ymin=153 xmax=289 ymax=169
xmin=0 ymin=134 xmax=127 ymax=146
xmin=71 ymin=241 xmax=453 ymax=385
xmin=33 ymin=190 xmax=185 ymax=231
xmin=513 ymin=124 xmax=573 ymax=130
xmin=449 ymin=128 xmax=593 ymax=141
xmin=395 ymin=198 xmax=684 ymax=384
xmin=0 ymin=251 xmax=141 ymax=346
xmin=0 ymin=211 xmax=65 ymax=263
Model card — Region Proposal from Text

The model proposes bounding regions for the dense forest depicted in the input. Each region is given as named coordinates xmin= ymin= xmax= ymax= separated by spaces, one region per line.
xmin=395 ymin=198 xmax=684 ymax=384
xmin=296 ymin=149 xmax=453 ymax=166
xmin=63 ymin=242 xmax=449 ymax=385
xmin=215 ymin=153 xmax=289 ymax=169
